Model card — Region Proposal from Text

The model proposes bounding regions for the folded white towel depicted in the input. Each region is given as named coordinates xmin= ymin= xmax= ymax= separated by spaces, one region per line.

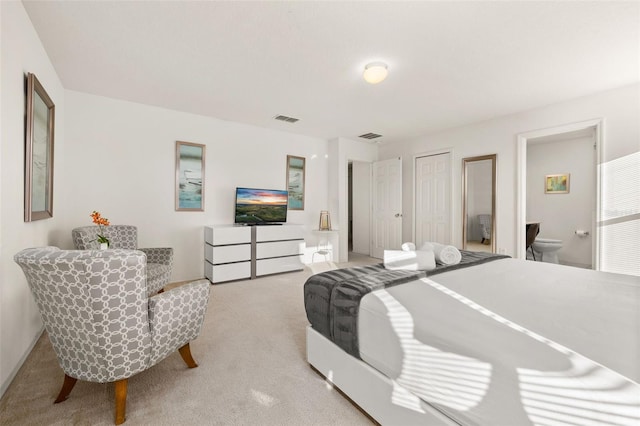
xmin=419 ymin=242 xmax=461 ymax=265
xmin=401 ymin=242 xmax=416 ymax=251
xmin=384 ymin=249 xmax=436 ymax=271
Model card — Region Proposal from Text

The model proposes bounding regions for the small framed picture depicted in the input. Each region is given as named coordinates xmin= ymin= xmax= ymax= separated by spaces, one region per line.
xmin=25 ymin=73 xmax=55 ymax=222
xmin=286 ymin=155 xmax=305 ymax=210
xmin=175 ymin=141 xmax=205 ymax=211
xmin=545 ymin=173 xmax=569 ymax=194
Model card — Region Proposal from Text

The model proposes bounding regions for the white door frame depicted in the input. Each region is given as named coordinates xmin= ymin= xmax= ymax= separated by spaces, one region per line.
xmin=350 ymin=160 xmax=372 ymax=255
xmin=412 ymin=149 xmax=454 ymax=246
xmin=516 ymin=118 xmax=603 ymax=267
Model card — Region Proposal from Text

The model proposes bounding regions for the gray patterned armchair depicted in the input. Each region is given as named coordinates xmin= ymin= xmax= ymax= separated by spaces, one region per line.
xmin=477 ymin=214 xmax=492 ymax=244
xmin=14 ymin=247 xmax=210 ymax=425
xmin=72 ymin=225 xmax=172 ymax=295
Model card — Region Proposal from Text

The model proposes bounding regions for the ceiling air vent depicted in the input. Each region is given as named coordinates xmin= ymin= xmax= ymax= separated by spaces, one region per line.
xmin=359 ymin=132 xmax=382 ymax=140
xmin=274 ymin=115 xmax=299 ymax=123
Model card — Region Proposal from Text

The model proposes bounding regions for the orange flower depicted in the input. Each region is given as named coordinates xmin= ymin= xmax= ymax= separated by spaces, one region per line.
xmin=91 ymin=211 xmax=110 ymax=226
xmin=91 ymin=211 xmax=110 ymax=245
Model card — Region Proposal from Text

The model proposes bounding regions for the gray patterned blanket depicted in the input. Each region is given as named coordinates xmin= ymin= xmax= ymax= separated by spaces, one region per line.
xmin=303 ymin=250 xmax=510 ymax=358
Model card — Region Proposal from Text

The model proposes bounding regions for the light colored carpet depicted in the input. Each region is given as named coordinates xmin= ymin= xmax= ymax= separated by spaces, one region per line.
xmin=0 ymin=254 xmax=379 ymax=425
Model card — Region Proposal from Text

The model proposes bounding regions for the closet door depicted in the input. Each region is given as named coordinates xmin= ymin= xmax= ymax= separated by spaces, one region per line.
xmin=415 ymin=152 xmax=451 ymax=248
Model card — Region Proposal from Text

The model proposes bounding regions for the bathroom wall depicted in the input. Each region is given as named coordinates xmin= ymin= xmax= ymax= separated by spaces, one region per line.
xmin=526 ymin=131 xmax=595 ymax=268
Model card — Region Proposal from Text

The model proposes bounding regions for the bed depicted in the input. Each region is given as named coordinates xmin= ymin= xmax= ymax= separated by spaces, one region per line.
xmin=304 ymin=253 xmax=640 ymax=425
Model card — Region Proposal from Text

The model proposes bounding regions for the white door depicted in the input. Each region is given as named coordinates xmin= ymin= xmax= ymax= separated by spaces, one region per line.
xmin=415 ymin=153 xmax=451 ymax=248
xmin=371 ymin=158 xmax=402 ymax=259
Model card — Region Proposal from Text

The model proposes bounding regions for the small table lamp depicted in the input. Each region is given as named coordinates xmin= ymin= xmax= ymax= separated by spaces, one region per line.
xmin=319 ymin=211 xmax=331 ymax=231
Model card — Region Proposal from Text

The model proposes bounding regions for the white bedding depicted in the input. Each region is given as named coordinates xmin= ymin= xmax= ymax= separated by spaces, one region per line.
xmin=358 ymin=258 xmax=640 ymax=425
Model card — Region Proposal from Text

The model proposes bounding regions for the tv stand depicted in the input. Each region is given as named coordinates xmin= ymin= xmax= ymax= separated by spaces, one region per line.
xmin=204 ymin=224 xmax=305 ymax=283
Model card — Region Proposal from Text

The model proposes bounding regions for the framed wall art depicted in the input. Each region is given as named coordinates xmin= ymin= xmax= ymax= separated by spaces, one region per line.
xmin=175 ymin=141 xmax=205 ymax=211
xmin=25 ymin=73 xmax=55 ymax=222
xmin=286 ymin=155 xmax=305 ymax=210
xmin=545 ymin=173 xmax=570 ymax=194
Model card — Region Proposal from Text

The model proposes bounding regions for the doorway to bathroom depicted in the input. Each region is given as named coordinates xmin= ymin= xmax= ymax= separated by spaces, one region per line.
xmin=517 ymin=119 xmax=602 ymax=269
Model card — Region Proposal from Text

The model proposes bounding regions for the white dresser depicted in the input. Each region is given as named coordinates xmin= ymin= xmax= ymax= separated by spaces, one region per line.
xmin=204 ymin=224 xmax=305 ymax=283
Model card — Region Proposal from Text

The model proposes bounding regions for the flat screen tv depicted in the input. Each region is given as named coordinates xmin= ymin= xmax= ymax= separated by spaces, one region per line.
xmin=235 ymin=187 xmax=288 ymax=225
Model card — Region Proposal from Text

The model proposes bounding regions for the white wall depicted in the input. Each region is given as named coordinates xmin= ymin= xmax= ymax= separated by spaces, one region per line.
xmin=1 ymin=1 xmax=66 ymax=396
xmin=527 ymin=135 xmax=595 ymax=268
xmin=60 ymin=91 xmax=330 ymax=278
xmin=379 ymin=83 xmax=639 ymax=258
xmin=328 ymin=137 xmax=378 ymax=262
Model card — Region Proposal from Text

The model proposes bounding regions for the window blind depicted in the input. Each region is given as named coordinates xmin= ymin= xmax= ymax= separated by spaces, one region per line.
xmin=599 ymin=151 xmax=640 ymax=276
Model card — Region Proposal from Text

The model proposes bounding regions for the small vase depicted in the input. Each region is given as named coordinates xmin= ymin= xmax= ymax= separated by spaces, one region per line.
xmin=99 ymin=242 xmax=108 ymax=250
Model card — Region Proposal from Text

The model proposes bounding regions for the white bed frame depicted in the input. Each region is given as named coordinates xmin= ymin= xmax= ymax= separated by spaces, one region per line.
xmin=306 ymin=326 xmax=458 ymax=425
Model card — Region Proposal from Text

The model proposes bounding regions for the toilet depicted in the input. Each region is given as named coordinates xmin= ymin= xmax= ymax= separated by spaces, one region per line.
xmin=531 ymin=238 xmax=563 ymax=264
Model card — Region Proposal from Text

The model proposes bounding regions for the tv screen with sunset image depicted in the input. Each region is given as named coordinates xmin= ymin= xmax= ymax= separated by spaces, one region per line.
xmin=234 ymin=187 xmax=288 ymax=224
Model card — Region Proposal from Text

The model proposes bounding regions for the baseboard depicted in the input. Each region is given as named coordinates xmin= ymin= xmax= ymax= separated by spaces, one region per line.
xmin=0 ymin=325 xmax=45 ymax=398
xmin=559 ymin=260 xmax=592 ymax=269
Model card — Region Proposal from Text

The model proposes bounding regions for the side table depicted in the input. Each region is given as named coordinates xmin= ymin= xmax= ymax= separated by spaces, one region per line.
xmin=311 ymin=229 xmax=338 ymax=262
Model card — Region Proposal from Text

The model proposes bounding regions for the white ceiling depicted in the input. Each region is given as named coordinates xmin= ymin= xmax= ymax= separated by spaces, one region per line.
xmin=23 ymin=1 xmax=639 ymax=144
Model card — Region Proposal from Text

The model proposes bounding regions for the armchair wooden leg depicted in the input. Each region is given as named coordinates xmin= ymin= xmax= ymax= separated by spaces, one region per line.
xmin=54 ymin=374 xmax=77 ymax=403
xmin=114 ymin=379 xmax=128 ymax=425
xmin=178 ymin=343 xmax=198 ymax=368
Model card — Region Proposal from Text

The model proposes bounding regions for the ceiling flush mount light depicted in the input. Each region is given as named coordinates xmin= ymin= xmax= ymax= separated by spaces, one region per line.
xmin=363 ymin=62 xmax=388 ymax=84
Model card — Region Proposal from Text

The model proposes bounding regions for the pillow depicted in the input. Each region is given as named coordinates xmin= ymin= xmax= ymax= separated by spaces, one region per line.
xmin=420 ymin=242 xmax=461 ymax=265
xmin=401 ymin=242 xmax=416 ymax=251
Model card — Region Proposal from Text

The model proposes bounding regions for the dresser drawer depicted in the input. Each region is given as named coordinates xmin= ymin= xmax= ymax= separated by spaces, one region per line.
xmin=205 ymin=260 xmax=251 ymax=283
xmin=205 ymin=243 xmax=251 ymax=264
xmin=256 ymin=256 xmax=303 ymax=276
xmin=204 ymin=225 xmax=251 ymax=246
xmin=256 ymin=240 xmax=305 ymax=259
xmin=255 ymin=224 xmax=304 ymax=242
